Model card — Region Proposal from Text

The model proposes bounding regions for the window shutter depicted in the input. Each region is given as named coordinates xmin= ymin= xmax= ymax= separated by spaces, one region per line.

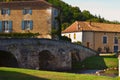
xmin=1 ymin=8 xmax=3 ymax=15
xmin=22 ymin=21 xmax=25 ymax=30
xmin=8 ymin=8 xmax=10 ymax=15
xmin=29 ymin=9 xmax=32 ymax=15
xmin=23 ymin=9 xmax=25 ymax=15
xmin=0 ymin=21 xmax=2 ymax=32
xmin=30 ymin=20 xmax=33 ymax=30
xmin=9 ymin=21 xmax=12 ymax=32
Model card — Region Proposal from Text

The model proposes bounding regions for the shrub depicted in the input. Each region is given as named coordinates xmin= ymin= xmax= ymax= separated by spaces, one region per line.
xmin=60 ymin=36 xmax=71 ymax=42
xmin=0 ymin=33 xmax=40 ymax=38
xmin=73 ymin=41 xmax=82 ymax=45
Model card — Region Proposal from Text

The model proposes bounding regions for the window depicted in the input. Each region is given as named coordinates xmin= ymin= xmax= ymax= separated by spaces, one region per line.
xmin=103 ymin=36 xmax=107 ymax=44
xmin=54 ymin=9 xmax=58 ymax=16
xmin=0 ymin=21 xmax=12 ymax=33
xmin=22 ymin=20 xmax=33 ymax=30
xmin=1 ymin=8 xmax=10 ymax=15
xmin=23 ymin=8 xmax=32 ymax=15
xmin=74 ymin=33 xmax=76 ymax=39
xmin=114 ymin=37 xmax=118 ymax=44
xmin=69 ymin=34 xmax=71 ymax=38
xmin=114 ymin=46 xmax=118 ymax=52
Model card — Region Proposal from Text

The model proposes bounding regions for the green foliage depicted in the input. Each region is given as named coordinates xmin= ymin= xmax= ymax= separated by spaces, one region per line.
xmin=73 ymin=41 xmax=82 ymax=45
xmin=60 ymin=36 xmax=71 ymax=42
xmin=0 ymin=33 xmax=39 ymax=38
xmin=47 ymin=0 xmax=120 ymax=30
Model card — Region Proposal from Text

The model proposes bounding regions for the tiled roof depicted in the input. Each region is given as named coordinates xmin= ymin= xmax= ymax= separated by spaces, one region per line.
xmin=0 ymin=0 xmax=56 ymax=8
xmin=62 ymin=21 xmax=120 ymax=33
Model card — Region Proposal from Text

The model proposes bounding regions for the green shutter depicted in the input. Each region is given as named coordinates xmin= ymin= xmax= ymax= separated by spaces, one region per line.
xmin=30 ymin=20 xmax=33 ymax=30
xmin=23 ymin=9 xmax=25 ymax=15
xmin=0 ymin=21 xmax=2 ymax=32
xmin=29 ymin=9 xmax=32 ymax=15
xmin=9 ymin=21 xmax=12 ymax=32
xmin=22 ymin=21 xmax=25 ymax=30
xmin=8 ymin=8 xmax=10 ymax=15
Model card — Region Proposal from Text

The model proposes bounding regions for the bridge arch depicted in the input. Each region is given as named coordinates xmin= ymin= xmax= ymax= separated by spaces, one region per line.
xmin=39 ymin=50 xmax=56 ymax=70
xmin=0 ymin=50 xmax=18 ymax=67
xmin=70 ymin=49 xmax=81 ymax=69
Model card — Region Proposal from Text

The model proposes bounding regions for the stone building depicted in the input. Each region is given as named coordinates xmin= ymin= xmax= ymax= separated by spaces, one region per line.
xmin=62 ymin=21 xmax=120 ymax=53
xmin=0 ymin=0 xmax=59 ymax=39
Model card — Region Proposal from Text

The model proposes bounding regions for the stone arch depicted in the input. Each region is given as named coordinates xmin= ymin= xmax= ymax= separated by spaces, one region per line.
xmin=0 ymin=50 xmax=18 ymax=67
xmin=70 ymin=49 xmax=81 ymax=69
xmin=39 ymin=50 xmax=56 ymax=70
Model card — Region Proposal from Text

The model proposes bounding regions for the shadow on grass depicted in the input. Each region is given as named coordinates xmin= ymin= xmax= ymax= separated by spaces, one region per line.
xmin=72 ymin=55 xmax=108 ymax=70
xmin=0 ymin=70 xmax=48 ymax=80
xmin=82 ymin=56 xmax=108 ymax=69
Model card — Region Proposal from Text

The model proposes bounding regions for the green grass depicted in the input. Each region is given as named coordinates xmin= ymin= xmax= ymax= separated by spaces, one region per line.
xmin=0 ymin=54 xmax=119 ymax=80
xmin=0 ymin=67 xmax=119 ymax=80
xmin=73 ymin=54 xmax=118 ymax=69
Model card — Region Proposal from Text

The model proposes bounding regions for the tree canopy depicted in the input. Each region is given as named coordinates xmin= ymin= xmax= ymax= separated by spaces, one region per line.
xmin=47 ymin=0 xmax=120 ymax=30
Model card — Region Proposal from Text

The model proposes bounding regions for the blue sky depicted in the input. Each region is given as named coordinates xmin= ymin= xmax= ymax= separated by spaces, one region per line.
xmin=62 ymin=0 xmax=120 ymax=21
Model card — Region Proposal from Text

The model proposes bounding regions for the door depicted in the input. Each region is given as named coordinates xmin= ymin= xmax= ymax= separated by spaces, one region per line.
xmin=87 ymin=42 xmax=90 ymax=48
xmin=114 ymin=46 xmax=118 ymax=52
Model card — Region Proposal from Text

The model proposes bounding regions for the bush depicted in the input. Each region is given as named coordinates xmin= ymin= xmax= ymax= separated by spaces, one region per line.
xmin=73 ymin=41 xmax=82 ymax=45
xmin=0 ymin=33 xmax=40 ymax=38
xmin=60 ymin=36 xmax=71 ymax=42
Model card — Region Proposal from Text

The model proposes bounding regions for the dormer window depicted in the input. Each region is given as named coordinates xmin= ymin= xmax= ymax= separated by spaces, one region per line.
xmin=1 ymin=8 xmax=10 ymax=15
xmin=23 ymin=8 xmax=32 ymax=15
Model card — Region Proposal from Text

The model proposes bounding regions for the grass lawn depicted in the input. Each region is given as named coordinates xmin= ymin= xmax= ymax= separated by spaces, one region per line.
xmin=0 ymin=67 xmax=119 ymax=80
xmin=0 ymin=54 xmax=119 ymax=80
xmin=73 ymin=54 xmax=118 ymax=69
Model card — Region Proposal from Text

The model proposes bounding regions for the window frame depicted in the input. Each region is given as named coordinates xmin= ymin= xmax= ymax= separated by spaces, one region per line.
xmin=103 ymin=36 xmax=107 ymax=44
xmin=22 ymin=20 xmax=33 ymax=30
xmin=1 ymin=20 xmax=12 ymax=33
xmin=114 ymin=36 xmax=118 ymax=44
xmin=1 ymin=8 xmax=10 ymax=15
xmin=23 ymin=8 xmax=32 ymax=15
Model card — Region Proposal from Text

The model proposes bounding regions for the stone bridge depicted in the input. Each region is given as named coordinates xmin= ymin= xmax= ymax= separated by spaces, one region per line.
xmin=0 ymin=38 xmax=97 ymax=71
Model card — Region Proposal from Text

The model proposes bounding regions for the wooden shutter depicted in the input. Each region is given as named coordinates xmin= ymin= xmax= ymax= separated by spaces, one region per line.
xmin=0 ymin=21 xmax=2 ymax=32
xmin=22 ymin=21 xmax=25 ymax=30
xmin=8 ymin=8 xmax=10 ymax=15
xmin=29 ymin=9 xmax=32 ymax=15
xmin=23 ymin=9 xmax=25 ymax=15
xmin=30 ymin=20 xmax=33 ymax=30
xmin=9 ymin=21 xmax=12 ymax=32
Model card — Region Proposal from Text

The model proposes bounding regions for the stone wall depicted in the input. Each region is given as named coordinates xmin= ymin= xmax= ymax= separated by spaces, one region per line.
xmin=0 ymin=38 xmax=97 ymax=70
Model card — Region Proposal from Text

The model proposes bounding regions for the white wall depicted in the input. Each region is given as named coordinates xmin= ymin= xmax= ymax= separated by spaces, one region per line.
xmin=62 ymin=32 xmax=83 ymax=42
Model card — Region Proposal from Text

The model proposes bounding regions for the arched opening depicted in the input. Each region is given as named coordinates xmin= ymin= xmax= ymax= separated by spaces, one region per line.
xmin=0 ymin=50 xmax=18 ymax=67
xmin=39 ymin=50 xmax=55 ymax=70
xmin=71 ymin=49 xmax=81 ymax=70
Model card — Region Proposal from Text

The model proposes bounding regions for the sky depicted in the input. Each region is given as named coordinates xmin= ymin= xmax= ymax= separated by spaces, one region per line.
xmin=62 ymin=0 xmax=120 ymax=21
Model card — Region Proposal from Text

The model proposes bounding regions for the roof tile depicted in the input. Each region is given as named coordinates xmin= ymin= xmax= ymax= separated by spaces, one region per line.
xmin=62 ymin=21 xmax=120 ymax=33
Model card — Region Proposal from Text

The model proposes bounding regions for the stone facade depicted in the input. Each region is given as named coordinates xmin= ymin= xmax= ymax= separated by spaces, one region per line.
xmin=0 ymin=38 xmax=97 ymax=70
xmin=0 ymin=0 xmax=59 ymax=39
